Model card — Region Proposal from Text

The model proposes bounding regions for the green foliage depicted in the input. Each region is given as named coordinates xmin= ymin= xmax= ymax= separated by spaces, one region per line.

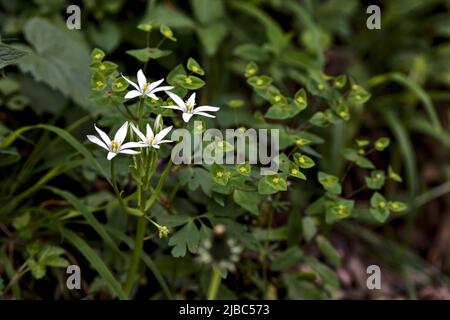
xmin=0 ymin=0 xmax=445 ymax=301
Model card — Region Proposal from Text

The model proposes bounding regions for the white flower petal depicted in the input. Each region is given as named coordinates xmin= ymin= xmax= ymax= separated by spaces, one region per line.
xmin=94 ymin=124 xmax=112 ymax=147
xmin=87 ymin=135 xmax=109 ymax=151
xmin=182 ymin=112 xmax=194 ymax=122
xmin=137 ymin=69 xmax=147 ymax=90
xmin=194 ymin=111 xmax=216 ymax=118
xmin=114 ymin=121 xmax=128 ymax=145
xmin=151 ymin=85 xmax=174 ymax=93
xmin=193 ymin=105 xmax=220 ymax=113
xmin=124 ymin=90 xmax=142 ymax=99
xmin=146 ymin=78 xmax=164 ymax=93
xmin=157 ymin=139 xmax=173 ymax=144
xmin=146 ymin=123 xmax=154 ymax=140
xmin=166 ymin=91 xmax=187 ymax=111
xmin=187 ymin=92 xmax=196 ymax=107
xmin=120 ymin=142 xmax=145 ymax=150
xmin=161 ymin=105 xmax=184 ymax=111
xmin=130 ymin=123 xmax=147 ymax=143
xmin=121 ymin=74 xmax=140 ymax=91
xmin=154 ymin=125 xmax=172 ymax=144
xmin=119 ymin=149 xmax=141 ymax=155
xmin=151 ymin=144 xmax=161 ymax=149
xmin=146 ymin=93 xmax=159 ymax=100
xmin=107 ymin=152 xmax=117 ymax=160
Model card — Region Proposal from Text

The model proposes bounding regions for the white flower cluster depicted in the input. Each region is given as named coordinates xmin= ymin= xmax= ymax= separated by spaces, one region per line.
xmin=87 ymin=69 xmax=220 ymax=160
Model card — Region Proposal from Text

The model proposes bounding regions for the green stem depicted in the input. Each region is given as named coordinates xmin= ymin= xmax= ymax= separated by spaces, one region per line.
xmin=207 ymin=266 xmax=222 ymax=300
xmin=145 ymin=159 xmax=173 ymax=211
xmin=111 ymin=158 xmax=119 ymax=194
xmin=138 ymin=98 xmax=145 ymax=127
xmin=123 ymin=186 xmax=147 ymax=296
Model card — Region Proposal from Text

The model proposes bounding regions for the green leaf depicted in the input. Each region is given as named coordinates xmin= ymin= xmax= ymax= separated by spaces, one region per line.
xmin=326 ymin=199 xmax=354 ymax=223
xmin=348 ymin=83 xmax=371 ymax=104
xmin=191 ymin=0 xmax=224 ymax=24
xmin=302 ymin=216 xmax=317 ymax=241
xmin=258 ymin=174 xmax=288 ymax=195
xmin=231 ymin=1 xmax=286 ymax=49
xmin=389 ymin=201 xmax=407 ymax=212
xmin=0 ymin=43 xmax=28 ymax=69
xmin=160 ymin=24 xmax=176 ymax=41
xmin=233 ymin=190 xmax=259 ymax=215
xmin=126 ymin=48 xmax=172 ymax=63
xmin=355 ymin=156 xmax=375 ymax=169
xmin=235 ymin=163 xmax=251 ymax=176
xmin=211 ymin=164 xmax=230 ymax=186
xmin=91 ymin=72 xmax=106 ymax=91
xmin=174 ymin=74 xmax=205 ymax=90
xmin=18 ymin=18 xmax=92 ymax=110
xmin=294 ymin=88 xmax=308 ymax=110
xmin=168 ymin=221 xmax=200 ymax=257
xmin=244 ymin=62 xmax=258 ymax=77
xmin=316 ymin=235 xmax=341 ymax=267
xmin=265 ymin=103 xmax=302 ymax=120
xmin=365 ymin=170 xmax=386 ymax=190
xmin=112 ymin=77 xmax=128 ymax=92
xmin=318 ymin=172 xmax=341 ymax=194
xmin=91 ymin=48 xmax=105 ymax=62
xmin=27 ymin=259 xmax=46 ymax=280
xmin=137 ymin=21 xmax=153 ymax=32
xmin=0 ymin=147 xmax=21 ymax=167
xmin=271 ymin=247 xmax=303 ymax=271
xmin=304 ymin=256 xmax=340 ymax=292
xmin=61 ymin=228 xmax=126 ymax=299
xmin=247 ymin=75 xmax=272 ymax=89
xmin=288 ymin=163 xmax=306 ymax=180
xmin=196 ymin=22 xmax=228 ymax=56
xmin=187 ymin=57 xmax=205 ymax=75
xmin=47 ymin=187 xmax=121 ymax=255
xmin=1 ymin=124 xmax=110 ymax=184
xmin=388 ymin=166 xmax=402 ymax=182
xmin=375 ymin=137 xmax=390 ymax=151
xmin=12 ymin=212 xmax=30 ymax=230
xmin=369 ymin=192 xmax=390 ymax=223
xmin=293 ymin=153 xmax=315 ymax=169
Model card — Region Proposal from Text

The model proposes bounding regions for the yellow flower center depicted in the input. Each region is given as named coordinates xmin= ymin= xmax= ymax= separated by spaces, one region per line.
xmin=274 ymin=95 xmax=282 ymax=102
xmin=336 ymin=205 xmax=347 ymax=217
xmin=291 ymin=168 xmax=298 ymax=175
xmin=379 ymin=201 xmax=386 ymax=209
xmin=256 ymin=79 xmax=263 ymax=86
xmin=96 ymin=80 xmax=104 ymax=87
xmin=99 ymin=64 xmax=106 ymax=70
xmin=111 ymin=140 xmax=120 ymax=152
xmin=272 ymin=177 xmax=280 ymax=184
xmin=239 ymin=167 xmax=248 ymax=173
xmin=299 ymin=156 xmax=305 ymax=164
xmin=185 ymin=77 xmax=192 ymax=84
xmin=317 ymin=84 xmax=324 ymax=91
xmin=216 ymin=171 xmax=224 ymax=178
xmin=95 ymin=53 xmax=102 ymax=60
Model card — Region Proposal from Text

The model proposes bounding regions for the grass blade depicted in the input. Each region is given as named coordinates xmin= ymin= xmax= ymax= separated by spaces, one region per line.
xmin=60 ymin=227 xmax=126 ymax=300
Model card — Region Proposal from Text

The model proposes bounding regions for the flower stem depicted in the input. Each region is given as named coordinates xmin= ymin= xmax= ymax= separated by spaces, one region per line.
xmin=138 ymin=98 xmax=145 ymax=127
xmin=207 ymin=266 xmax=222 ymax=300
xmin=123 ymin=185 xmax=147 ymax=297
xmin=111 ymin=158 xmax=119 ymax=194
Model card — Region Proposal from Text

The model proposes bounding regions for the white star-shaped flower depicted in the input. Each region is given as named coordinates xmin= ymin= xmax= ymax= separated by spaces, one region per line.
xmin=130 ymin=115 xmax=173 ymax=149
xmin=87 ymin=122 xmax=143 ymax=160
xmin=122 ymin=69 xmax=173 ymax=100
xmin=162 ymin=91 xmax=220 ymax=122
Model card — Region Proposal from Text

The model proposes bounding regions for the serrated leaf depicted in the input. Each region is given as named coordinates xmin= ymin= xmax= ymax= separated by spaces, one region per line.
xmin=17 ymin=18 xmax=92 ymax=110
xmin=168 ymin=222 xmax=200 ymax=257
